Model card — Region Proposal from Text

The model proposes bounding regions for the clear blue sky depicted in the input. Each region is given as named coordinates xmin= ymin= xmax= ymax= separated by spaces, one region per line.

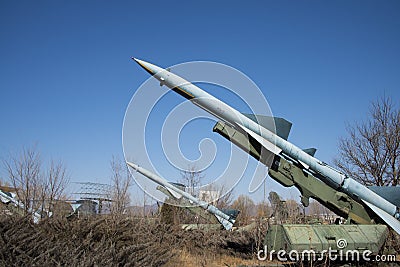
xmin=1 ymin=1 xmax=399 ymax=203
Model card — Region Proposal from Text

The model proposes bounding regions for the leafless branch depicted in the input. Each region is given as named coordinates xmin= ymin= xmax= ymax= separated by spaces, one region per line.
xmin=110 ymin=156 xmax=132 ymax=215
xmin=335 ymin=96 xmax=400 ymax=186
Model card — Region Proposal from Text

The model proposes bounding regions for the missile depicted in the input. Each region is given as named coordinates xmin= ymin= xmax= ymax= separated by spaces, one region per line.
xmin=0 ymin=189 xmax=41 ymax=223
xmin=132 ymin=58 xmax=400 ymax=234
xmin=126 ymin=161 xmax=236 ymax=230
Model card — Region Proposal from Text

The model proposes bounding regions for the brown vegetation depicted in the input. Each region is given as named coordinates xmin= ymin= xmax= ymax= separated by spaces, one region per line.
xmin=0 ymin=215 xmax=258 ymax=266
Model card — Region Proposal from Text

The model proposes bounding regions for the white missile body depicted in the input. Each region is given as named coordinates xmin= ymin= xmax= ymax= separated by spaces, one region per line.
xmin=0 ymin=189 xmax=41 ymax=223
xmin=132 ymin=58 xmax=400 ymax=234
xmin=126 ymin=162 xmax=236 ymax=230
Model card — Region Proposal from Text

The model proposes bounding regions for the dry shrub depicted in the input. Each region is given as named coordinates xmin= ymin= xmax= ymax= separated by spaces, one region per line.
xmin=0 ymin=215 xmax=256 ymax=266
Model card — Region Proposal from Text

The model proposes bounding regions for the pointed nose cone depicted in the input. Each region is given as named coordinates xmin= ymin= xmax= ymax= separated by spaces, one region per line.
xmin=132 ymin=57 xmax=165 ymax=76
xmin=126 ymin=161 xmax=139 ymax=171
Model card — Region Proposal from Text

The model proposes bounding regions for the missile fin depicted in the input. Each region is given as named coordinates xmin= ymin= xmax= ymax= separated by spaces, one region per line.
xmin=362 ymin=199 xmax=400 ymax=235
xmin=303 ymin=148 xmax=317 ymax=156
xmin=237 ymin=124 xmax=282 ymax=155
xmin=242 ymin=114 xmax=292 ymax=140
xmin=71 ymin=203 xmax=82 ymax=212
xmin=167 ymin=188 xmax=182 ymax=199
xmin=221 ymin=209 xmax=240 ymax=220
xmin=214 ymin=214 xmax=234 ymax=230
xmin=368 ymin=186 xmax=400 ymax=207
xmin=0 ymin=189 xmax=12 ymax=203
xmin=299 ymin=160 xmax=310 ymax=169
xmin=157 ymin=185 xmax=183 ymax=199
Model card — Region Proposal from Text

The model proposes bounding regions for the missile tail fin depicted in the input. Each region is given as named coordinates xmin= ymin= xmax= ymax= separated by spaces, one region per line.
xmin=214 ymin=214 xmax=234 ymax=230
xmin=221 ymin=209 xmax=240 ymax=220
xmin=237 ymin=124 xmax=282 ymax=155
xmin=299 ymin=160 xmax=310 ymax=169
xmin=362 ymin=200 xmax=400 ymax=235
xmin=242 ymin=114 xmax=292 ymax=140
xmin=157 ymin=185 xmax=183 ymax=199
xmin=368 ymin=186 xmax=400 ymax=207
xmin=303 ymin=148 xmax=317 ymax=156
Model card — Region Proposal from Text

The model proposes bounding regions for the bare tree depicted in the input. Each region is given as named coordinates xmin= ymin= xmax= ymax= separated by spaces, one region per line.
xmin=231 ymin=194 xmax=255 ymax=226
xmin=335 ymin=96 xmax=400 ymax=186
xmin=45 ymin=160 xmax=69 ymax=216
xmin=285 ymin=199 xmax=300 ymax=223
xmin=335 ymin=97 xmax=400 ymax=252
xmin=179 ymin=165 xmax=204 ymax=197
xmin=215 ymin=184 xmax=234 ymax=209
xmin=200 ymin=183 xmax=234 ymax=209
xmin=3 ymin=146 xmax=42 ymax=214
xmin=2 ymin=146 xmax=70 ymax=218
xmin=307 ymin=200 xmax=336 ymax=223
xmin=110 ymin=156 xmax=132 ymax=215
xmin=255 ymin=201 xmax=269 ymax=219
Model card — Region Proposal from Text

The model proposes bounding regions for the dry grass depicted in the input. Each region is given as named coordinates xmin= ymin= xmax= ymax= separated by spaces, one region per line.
xmin=165 ymin=249 xmax=263 ymax=267
xmin=0 ymin=215 xmax=257 ymax=266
